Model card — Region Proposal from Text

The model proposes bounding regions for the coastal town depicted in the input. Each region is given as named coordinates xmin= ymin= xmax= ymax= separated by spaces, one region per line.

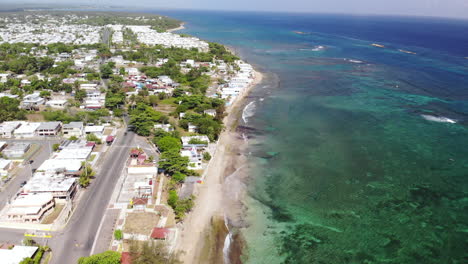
xmin=0 ymin=11 xmax=258 ymax=264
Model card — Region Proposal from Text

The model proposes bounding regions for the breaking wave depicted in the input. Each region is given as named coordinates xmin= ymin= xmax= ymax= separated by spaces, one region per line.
xmin=242 ymin=101 xmax=256 ymax=124
xmin=421 ymin=114 xmax=457 ymax=124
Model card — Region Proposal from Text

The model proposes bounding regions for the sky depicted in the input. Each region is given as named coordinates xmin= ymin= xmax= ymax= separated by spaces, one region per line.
xmin=6 ymin=0 xmax=468 ymax=19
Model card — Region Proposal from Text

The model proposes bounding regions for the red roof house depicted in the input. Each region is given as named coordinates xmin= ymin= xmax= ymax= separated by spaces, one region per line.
xmin=150 ymin=228 xmax=170 ymax=240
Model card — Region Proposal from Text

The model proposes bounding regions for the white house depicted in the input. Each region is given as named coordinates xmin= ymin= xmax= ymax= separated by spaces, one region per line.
xmin=84 ymin=125 xmax=105 ymax=137
xmin=21 ymin=92 xmax=45 ymax=108
xmin=181 ymin=135 xmax=210 ymax=148
xmin=45 ymin=99 xmax=68 ymax=109
xmin=36 ymin=122 xmax=62 ymax=136
xmin=2 ymin=142 xmax=31 ymax=158
xmin=154 ymin=123 xmax=174 ymax=132
xmin=188 ymin=123 xmax=198 ymax=133
xmin=204 ymin=109 xmax=217 ymax=117
xmin=0 ymin=121 xmax=22 ymax=138
xmin=62 ymin=122 xmax=84 ymax=138
xmin=0 ymin=73 xmax=9 ymax=83
xmin=181 ymin=148 xmax=202 ymax=170
xmin=14 ymin=122 xmax=41 ymax=138
xmin=0 ymin=245 xmax=39 ymax=264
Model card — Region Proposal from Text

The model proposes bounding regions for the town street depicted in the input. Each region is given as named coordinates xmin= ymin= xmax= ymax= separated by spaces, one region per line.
xmin=48 ymin=130 xmax=136 ymax=264
xmin=0 ymin=139 xmax=60 ymax=209
xmin=0 ymin=131 xmax=137 ymax=263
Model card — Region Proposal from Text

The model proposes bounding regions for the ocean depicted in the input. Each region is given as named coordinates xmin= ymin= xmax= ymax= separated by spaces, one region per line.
xmin=151 ymin=10 xmax=468 ymax=263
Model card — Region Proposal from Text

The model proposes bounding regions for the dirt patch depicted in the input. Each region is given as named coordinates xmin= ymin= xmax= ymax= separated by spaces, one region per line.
xmin=26 ymin=113 xmax=45 ymax=122
xmin=123 ymin=212 xmax=160 ymax=235
xmin=42 ymin=204 xmax=64 ymax=224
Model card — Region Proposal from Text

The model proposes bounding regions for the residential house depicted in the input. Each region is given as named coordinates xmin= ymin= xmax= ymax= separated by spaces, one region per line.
xmin=84 ymin=125 xmax=105 ymax=137
xmin=36 ymin=122 xmax=62 ymax=136
xmin=45 ymin=99 xmax=68 ymax=109
xmin=0 ymin=245 xmax=39 ymax=264
xmin=181 ymin=135 xmax=210 ymax=148
xmin=204 ymin=109 xmax=217 ymax=117
xmin=62 ymin=122 xmax=84 ymax=138
xmin=0 ymin=121 xmax=22 ymax=138
xmin=13 ymin=122 xmax=41 ymax=138
xmin=154 ymin=123 xmax=174 ymax=132
xmin=21 ymin=93 xmax=45 ymax=109
xmin=188 ymin=123 xmax=198 ymax=133
xmin=181 ymin=148 xmax=202 ymax=170
xmin=2 ymin=143 xmax=30 ymax=158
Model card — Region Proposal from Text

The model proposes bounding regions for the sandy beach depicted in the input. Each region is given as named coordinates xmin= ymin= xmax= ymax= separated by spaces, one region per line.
xmin=167 ymin=23 xmax=186 ymax=33
xmin=174 ymin=70 xmax=264 ymax=264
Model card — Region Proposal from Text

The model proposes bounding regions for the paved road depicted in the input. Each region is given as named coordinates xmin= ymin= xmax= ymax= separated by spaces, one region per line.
xmin=48 ymin=131 xmax=135 ymax=264
xmin=0 ymin=139 xmax=60 ymax=209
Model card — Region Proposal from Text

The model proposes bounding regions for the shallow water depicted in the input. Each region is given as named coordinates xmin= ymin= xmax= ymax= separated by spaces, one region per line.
xmin=151 ymin=10 xmax=468 ymax=263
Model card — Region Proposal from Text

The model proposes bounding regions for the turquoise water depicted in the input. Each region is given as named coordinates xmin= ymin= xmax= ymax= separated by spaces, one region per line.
xmin=152 ymin=10 xmax=468 ymax=263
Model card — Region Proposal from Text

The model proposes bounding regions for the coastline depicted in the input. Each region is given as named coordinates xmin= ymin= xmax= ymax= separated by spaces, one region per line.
xmin=167 ymin=23 xmax=186 ymax=32
xmin=174 ymin=69 xmax=264 ymax=264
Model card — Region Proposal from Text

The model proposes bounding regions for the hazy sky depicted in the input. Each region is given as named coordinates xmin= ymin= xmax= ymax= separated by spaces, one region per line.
xmin=9 ymin=0 xmax=468 ymax=19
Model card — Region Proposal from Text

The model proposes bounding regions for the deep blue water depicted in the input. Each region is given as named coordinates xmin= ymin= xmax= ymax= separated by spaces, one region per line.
xmin=148 ymin=10 xmax=468 ymax=263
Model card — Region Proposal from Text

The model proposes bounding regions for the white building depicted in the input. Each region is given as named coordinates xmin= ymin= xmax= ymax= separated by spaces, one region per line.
xmin=13 ymin=122 xmax=41 ymax=138
xmin=84 ymin=125 xmax=105 ymax=137
xmin=37 ymin=159 xmax=83 ymax=176
xmin=5 ymin=193 xmax=55 ymax=222
xmin=0 ymin=245 xmax=39 ymax=264
xmin=36 ymin=122 xmax=62 ymax=136
xmin=45 ymin=99 xmax=68 ymax=109
xmin=154 ymin=123 xmax=174 ymax=132
xmin=21 ymin=92 xmax=45 ymax=108
xmin=23 ymin=174 xmax=78 ymax=200
xmin=0 ymin=121 xmax=22 ymax=138
xmin=181 ymin=148 xmax=202 ymax=170
xmin=2 ymin=142 xmax=30 ymax=158
xmin=181 ymin=135 xmax=210 ymax=147
xmin=62 ymin=122 xmax=84 ymax=138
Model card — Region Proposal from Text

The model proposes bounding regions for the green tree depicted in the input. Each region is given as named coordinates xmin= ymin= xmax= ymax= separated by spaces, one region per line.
xmin=100 ymin=64 xmax=113 ymax=79
xmin=203 ymin=152 xmax=211 ymax=161
xmin=172 ymin=172 xmax=186 ymax=182
xmin=74 ymin=90 xmax=87 ymax=102
xmin=156 ymin=136 xmax=181 ymax=152
xmin=159 ymin=149 xmax=189 ymax=175
xmin=79 ymin=163 xmax=95 ymax=188
xmin=77 ymin=251 xmax=121 ymax=264
xmin=114 ymin=229 xmax=123 ymax=240
xmin=0 ymin=96 xmax=26 ymax=122
xmin=52 ymin=143 xmax=60 ymax=152
xmin=86 ymin=133 xmax=102 ymax=144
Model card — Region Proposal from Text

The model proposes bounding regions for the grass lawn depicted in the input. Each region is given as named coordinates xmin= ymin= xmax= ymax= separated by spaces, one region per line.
xmin=42 ymin=204 xmax=64 ymax=224
xmin=123 ymin=212 xmax=160 ymax=235
xmin=87 ymin=154 xmax=96 ymax=162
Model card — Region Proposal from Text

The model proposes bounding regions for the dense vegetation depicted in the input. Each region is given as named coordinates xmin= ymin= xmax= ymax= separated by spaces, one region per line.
xmin=0 ymin=97 xmax=26 ymax=122
xmin=77 ymin=251 xmax=121 ymax=264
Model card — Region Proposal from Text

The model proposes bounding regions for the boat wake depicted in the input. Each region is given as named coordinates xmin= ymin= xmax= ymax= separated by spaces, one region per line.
xmin=242 ymin=101 xmax=256 ymax=124
xmin=344 ymin=58 xmax=364 ymax=64
xmin=300 ymin=45 xmax=326 ymax=52
xmin=421 ymin=114 xmax=457 ymax=124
